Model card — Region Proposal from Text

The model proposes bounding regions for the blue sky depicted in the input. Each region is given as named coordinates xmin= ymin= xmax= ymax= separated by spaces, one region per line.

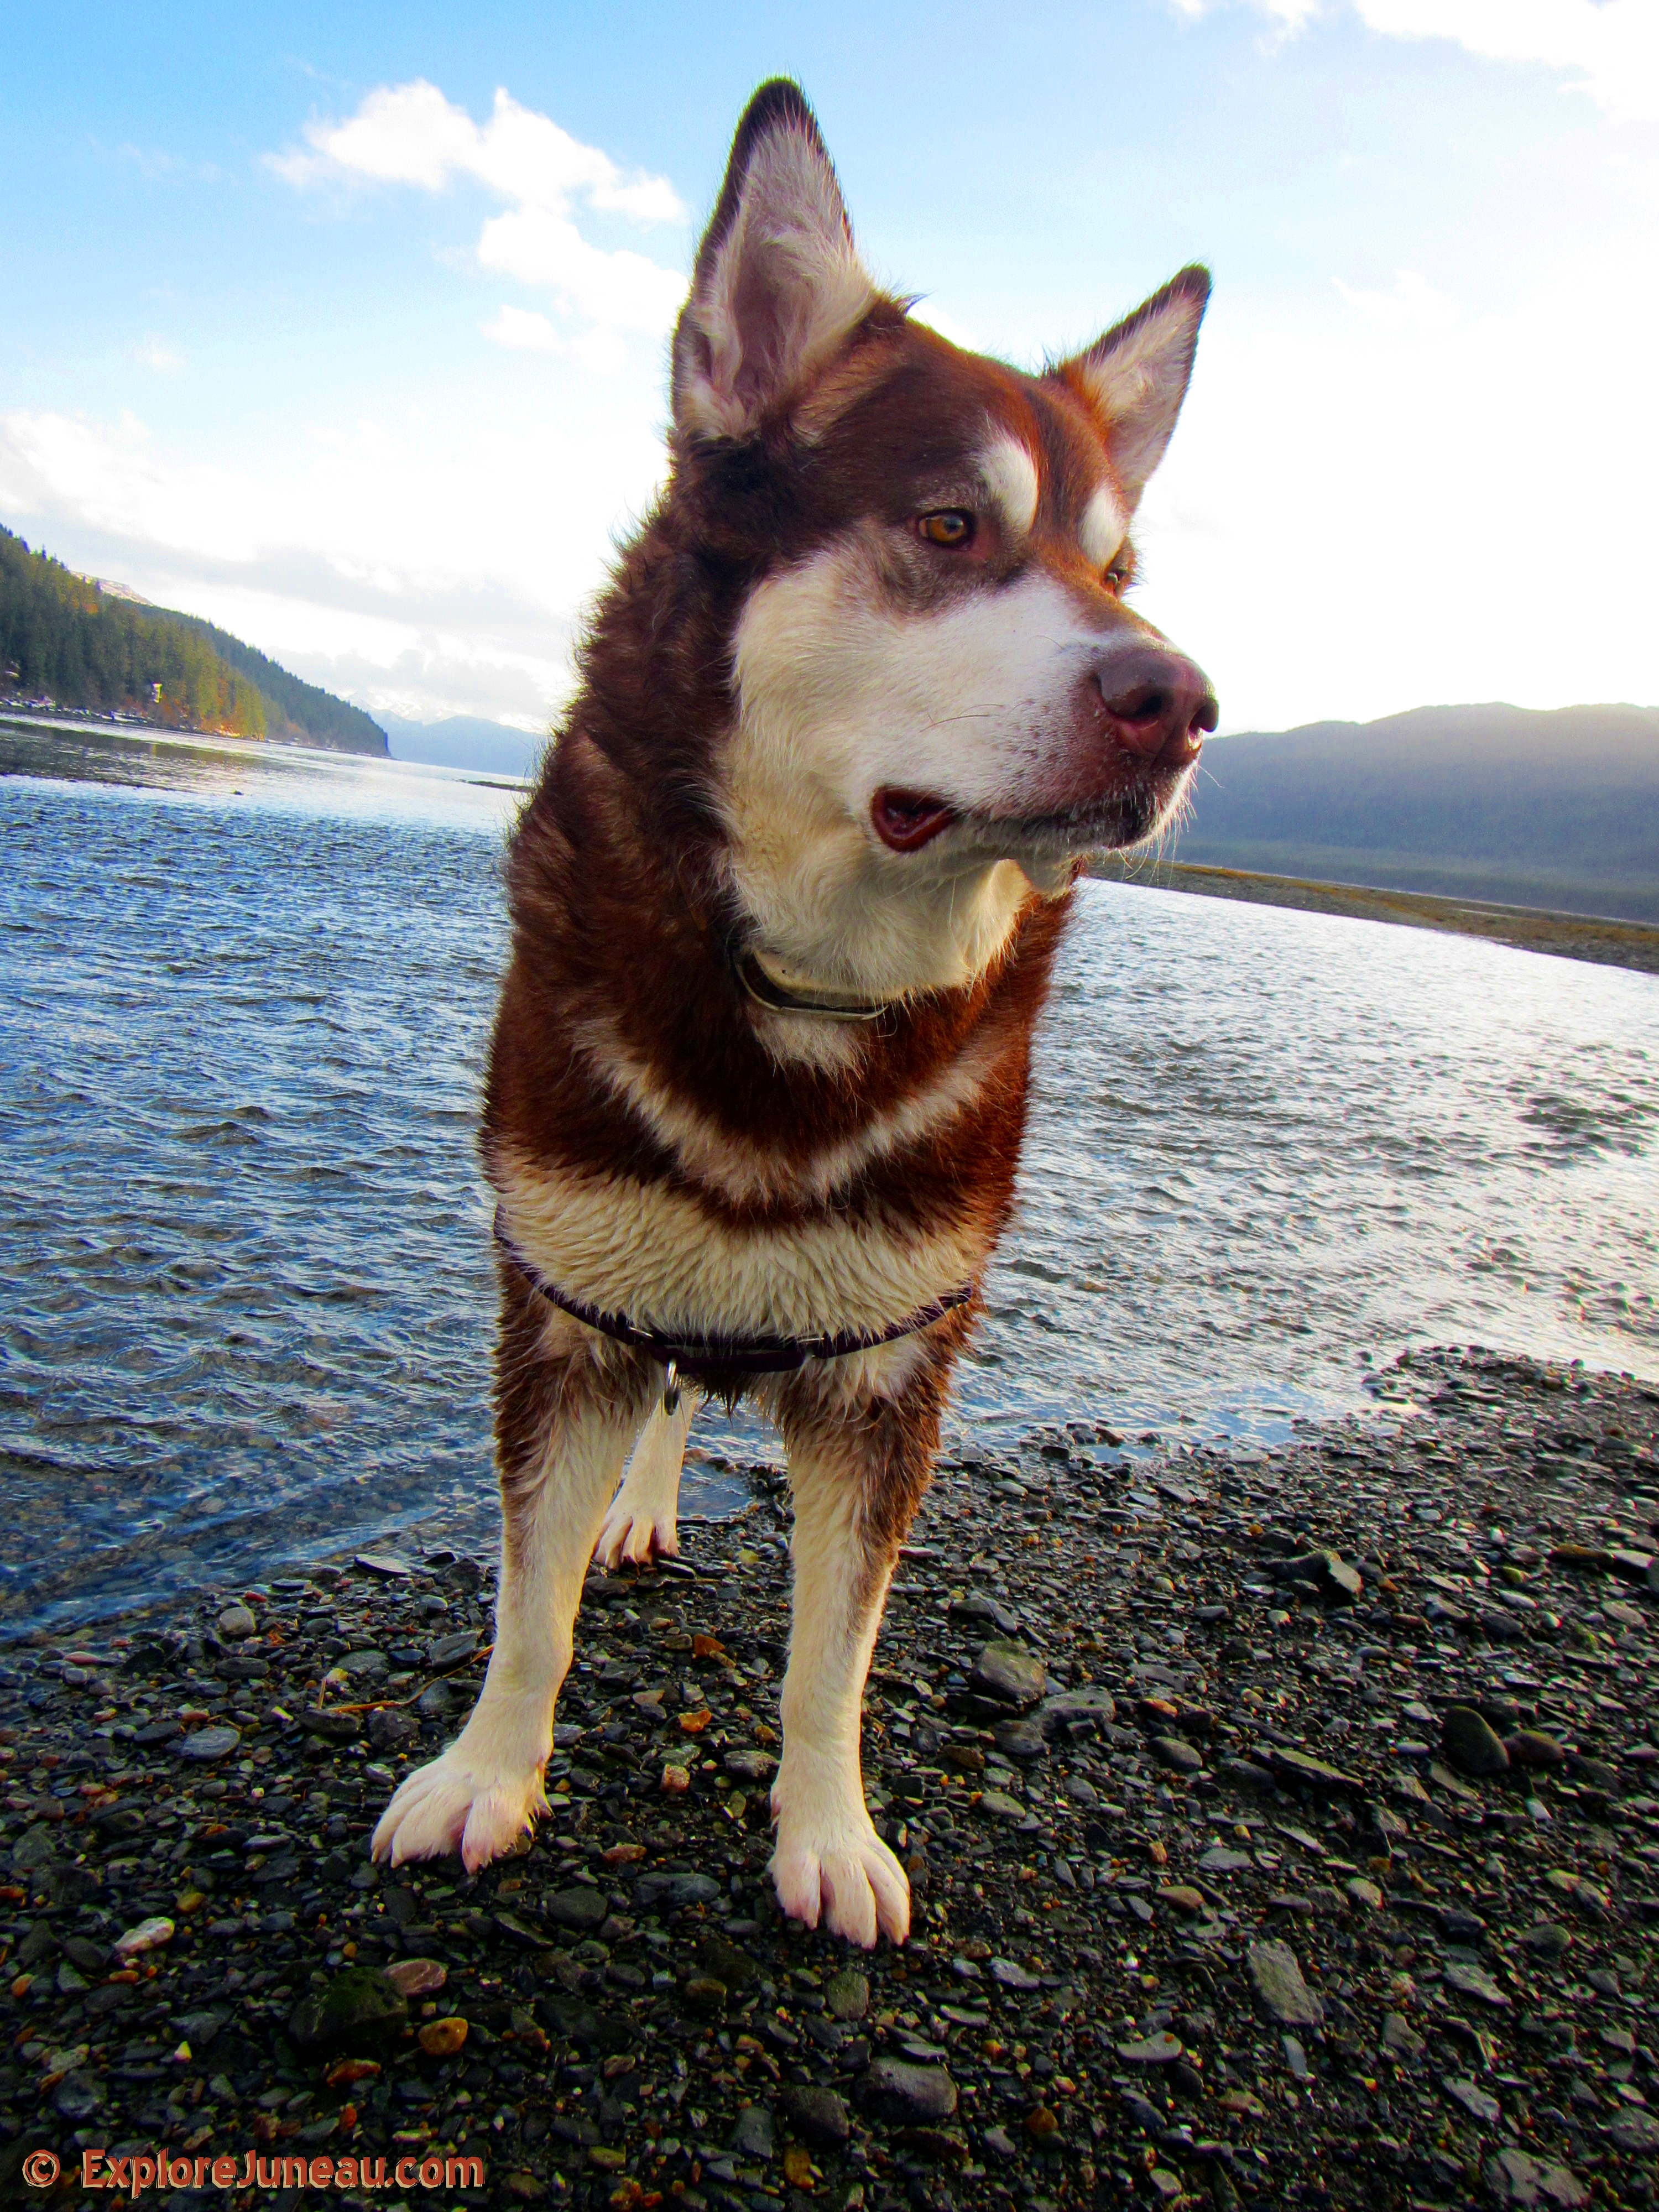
xmin=3 ymin=0 xmax=1655 ymax=731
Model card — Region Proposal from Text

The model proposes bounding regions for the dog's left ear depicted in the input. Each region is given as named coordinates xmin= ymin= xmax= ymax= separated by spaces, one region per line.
xmin=672 ymin=80 xmax=877 ymax=442
xmin=1053 ymin=265 xmax=1210 ymax=512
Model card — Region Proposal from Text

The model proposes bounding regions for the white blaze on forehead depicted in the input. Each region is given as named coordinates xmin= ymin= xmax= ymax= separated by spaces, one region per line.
xmin=977 ymin=435 xmax=1040 ymax=540
xmin=1079 ymin=484 xmax=1126 ymax=571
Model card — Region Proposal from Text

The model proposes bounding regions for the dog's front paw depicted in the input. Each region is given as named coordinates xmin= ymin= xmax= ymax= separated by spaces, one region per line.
xmin=371 ymin=1728 xmax=547 ymax=1874
xmin=593 ymin=1489 xmax=679 ymax=1572
xmin=770 ymin=1757 xmax=910 ymax=1948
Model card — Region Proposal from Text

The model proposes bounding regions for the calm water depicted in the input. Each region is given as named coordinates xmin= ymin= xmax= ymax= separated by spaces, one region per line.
xmin=3 ymin=718 xmax=1656 ymax=1635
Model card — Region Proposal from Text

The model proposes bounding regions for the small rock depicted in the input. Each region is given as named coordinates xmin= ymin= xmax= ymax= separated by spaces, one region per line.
xmin=1443 ymin=1707 xmax=1510 ymax=1778
xmin=1484 ymin=2146 xmax=1589 ymax=2207
xmin=1117 ymin=2032 xmax=1183 ymax=2064
xmin=1274 ymin=1548 xmax=1363 ymax=1605
xmin=425 ymin=1630 xmax=480 ymax=1671
xmin=781 ymin=2083 xmax=850 ymax=2148
xmin=1265 ymin=1746 xmax=1361 ymax=1795
xmin=681 ymin=1975 xmax=728 ymax=2017
xmin=300 ymin=1708 xmax=362 ymax=1744
xmin=989 ymin=1957 xmax=1041 ymax=1991
xmin=1446 ymin=2075 xmax=1502 ymax=2124
xmin=179 ymin=1724 xmax=241 ymax=1763
xmin=1151 ymin=1734 xmax=1202 ymax=1775
xmin=1024 ymin=2104 xmax=1061 ymax=2145
xmin=1444 ymin=1960 xmax=1510 ymax=2007
xmin=1382 ymin=2012 xmax=1423 ymax=2060
xmin=1606 ymin=2108 xmax=1659 ymax=2152
xmin=53 ymin=2072 xmax=105 ymax=2122
xmin=1506 ymin=1730 xmax=1566 ymax=1770
xmin=825 ymin=1969 xmax=869 ymax=2021
xmin=1246 ymin=1940 xmax=1324 ymax=2029
xmin=1038 ymin=1685 xmax=1116 ymax=1733
xmin=367 ymin=1708 xmax=418 ymax=1752
xmin=1519 ymin=1921 xmax=1572 ymax=1963
xmin=723 ymin=1747 xmax=775 ymax=1781
xmin=418 ymin=2016 xmax=468 ymax=2057
xmin=969 ymin=1640 xmax=1046 ymax=1711
xmin=992 ymin=1717 xmax=1047 ymax=1761
xmin=385 ymin=1958 xmax=446 ymax=1997
xmin=217 ymin=1604 xmax=257 ymax=1641
xmin=546 ymin=1886 xmax=609 ymax=1933
xmin=1158 ymin=1885 xmax=1206 ymax=1915
xmin=978 ymin=1789 xmax=1026 ymax=1823
xmin=982 ymin=2124 xmax=1019 ymax=2159
xmin=862 ymin=2058 xmax=958 ymax=2124
xmin=634 ymin=1870 xmax=721 ymax=1911
xmin=729 ymin=2104 xmax=775 ymax=2161
xmin=113 ymin=1917 xmax=175 ymax=1960
xmin=287 ymin=1966 xmax=409 ymax=2053
xmin=1346 ymin=1876 xmax=1384 ymax=1911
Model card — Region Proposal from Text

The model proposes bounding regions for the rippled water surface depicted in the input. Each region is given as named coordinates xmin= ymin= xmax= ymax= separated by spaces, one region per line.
xmin=3 ymin=719 xmax=1656 ymax=1633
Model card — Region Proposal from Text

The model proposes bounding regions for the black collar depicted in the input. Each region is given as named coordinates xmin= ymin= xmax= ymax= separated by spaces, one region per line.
xmin=494 ymin=1208 xmax=973 ymax=1380
xmin=731 ymin=945 xmax=898 ymax=1025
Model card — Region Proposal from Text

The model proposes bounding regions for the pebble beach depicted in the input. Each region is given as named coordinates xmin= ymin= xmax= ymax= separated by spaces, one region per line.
xmin=3 ymin=1345 xmax=1657 ymax=2211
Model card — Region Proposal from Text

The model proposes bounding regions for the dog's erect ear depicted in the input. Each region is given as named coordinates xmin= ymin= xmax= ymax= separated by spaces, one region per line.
xmin=672 ymin=80 xmax=877 ymax=441
xmin=1053 ymin=265 xmax=1210 ymax=511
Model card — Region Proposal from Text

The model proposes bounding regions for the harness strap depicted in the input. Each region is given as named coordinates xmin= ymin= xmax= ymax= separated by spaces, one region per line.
xmin=493 ymin=1207 xmax=973 ymax=1377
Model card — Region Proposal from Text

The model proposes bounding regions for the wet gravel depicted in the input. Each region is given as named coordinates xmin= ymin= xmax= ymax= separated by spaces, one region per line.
xmin=2 ymin=1345 xmax=1657 ymax=2210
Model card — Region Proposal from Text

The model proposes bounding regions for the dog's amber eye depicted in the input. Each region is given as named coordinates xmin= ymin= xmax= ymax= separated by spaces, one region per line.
xmin=1102 ymin=564 xmax=1130 ymax=597
xmin=917 ymin=510 xmax=974 ymax=549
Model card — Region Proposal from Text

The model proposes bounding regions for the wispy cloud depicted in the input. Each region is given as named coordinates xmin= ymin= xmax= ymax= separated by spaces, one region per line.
xmin=1331 ymin=269 xmax=1455 ymax=332
xmin=132 ymin=337 xmax=185 ymax=373
xmin=1168 ymin=0 xmax=1659 ymax=122
xmin=270 ymin=81 xmax=689 ymax=342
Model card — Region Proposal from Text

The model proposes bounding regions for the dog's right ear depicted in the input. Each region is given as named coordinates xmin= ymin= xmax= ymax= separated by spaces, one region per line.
xmin=672 ymin=81 xmax=877 ymax=442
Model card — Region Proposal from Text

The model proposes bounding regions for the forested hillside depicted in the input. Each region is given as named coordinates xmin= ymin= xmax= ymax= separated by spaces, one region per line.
xmin=0 ymin=526 xmax=387 ymax=755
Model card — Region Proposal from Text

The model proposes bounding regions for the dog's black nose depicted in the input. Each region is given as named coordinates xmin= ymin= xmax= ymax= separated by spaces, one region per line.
xmin=1094 ymin=648 xmax=1217 ymax=766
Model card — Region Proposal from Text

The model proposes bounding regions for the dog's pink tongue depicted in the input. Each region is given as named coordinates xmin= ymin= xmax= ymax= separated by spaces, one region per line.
xmin=872 ymin=788 xmax=957 ymax=852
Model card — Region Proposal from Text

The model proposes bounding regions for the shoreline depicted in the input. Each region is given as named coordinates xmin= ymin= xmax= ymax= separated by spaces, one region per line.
xmin=2 ymin=1348 xmax=1656 ymax=2207
xmin=1087 ymin=859 xmax=1659 ymax=976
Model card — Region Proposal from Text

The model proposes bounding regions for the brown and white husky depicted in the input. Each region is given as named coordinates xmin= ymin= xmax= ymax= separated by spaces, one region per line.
xmin=372 ymin=79 xmax=1215 ymax=1947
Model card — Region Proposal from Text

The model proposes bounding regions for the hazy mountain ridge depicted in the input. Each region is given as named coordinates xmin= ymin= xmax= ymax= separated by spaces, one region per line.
xmin=377 ymin=712 xmax=546 ymax=778
xmin=1180 ymin=702 xmax=1659 ymax=923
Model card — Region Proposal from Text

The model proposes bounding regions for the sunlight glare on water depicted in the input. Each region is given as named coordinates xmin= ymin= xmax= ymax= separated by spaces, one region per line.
xmin=1 ymin=721 xmax=1655 ymax=1634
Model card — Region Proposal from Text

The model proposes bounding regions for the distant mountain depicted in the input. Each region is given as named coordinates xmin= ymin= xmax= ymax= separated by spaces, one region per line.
xmin=0 ymin=524 xmax=387 ymax=757
xmin=378 ymin=713 xmax=545 ymax=779
xmin=1178 ymin=703 xmax=1659 ymax=924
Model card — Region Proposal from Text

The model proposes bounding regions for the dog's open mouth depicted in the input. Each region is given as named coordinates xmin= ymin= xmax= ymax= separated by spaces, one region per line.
xmin=870 ymin=788 xmax=959 ymax=852
xmin=872 ymin=779 xmax=1183 ymax=858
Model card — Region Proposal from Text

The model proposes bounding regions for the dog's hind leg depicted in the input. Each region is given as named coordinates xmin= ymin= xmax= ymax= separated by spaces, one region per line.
xmin=766 ymin=1348 xmax=949 ymax=1948
xmin=372 ymin=1276 xmax=643 ymax=1873
xmin=593 ymin=1386 xmax=701 ymax=1571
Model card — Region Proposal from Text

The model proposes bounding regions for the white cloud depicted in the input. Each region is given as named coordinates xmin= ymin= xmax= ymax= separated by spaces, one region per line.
xmin=132 ymin=338 xmax=185 ymax=373
xmin=0 ymin=374 xmax=670 ymax=728
xmin=272 ymin=81 xmax=688 ymax=342
xmin=481 ymin=304 xmax=559 ymax=353
xmin=1329 ymin=268 xmax=1456 ymax=332
xmin=1169 ymin=0 xmax=1659 ymax=121
xmin=1356 ymin=1 xmax=1659 ymax=126
xmin=1131 ymin=247 xmax=1659 ymax=730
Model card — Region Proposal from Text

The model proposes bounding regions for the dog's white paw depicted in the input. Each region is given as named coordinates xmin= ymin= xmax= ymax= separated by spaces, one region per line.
xmin=769 ymin=1760 xmax=910 ymax=1948
xmin=371 ymin=1731 xmax=547 ymax=1874
xmin=593 ymin=1490 xmax=679 ymax=1571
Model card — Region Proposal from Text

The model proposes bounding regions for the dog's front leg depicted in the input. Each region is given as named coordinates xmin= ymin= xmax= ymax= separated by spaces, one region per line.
xmin=372 ymin=1324 xmax=637 ymax=1873
xmin=769 ymin=1375 xmax=936 ymax=1948
xmin=593 ymin=1387 xmax=701 ymax=1571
